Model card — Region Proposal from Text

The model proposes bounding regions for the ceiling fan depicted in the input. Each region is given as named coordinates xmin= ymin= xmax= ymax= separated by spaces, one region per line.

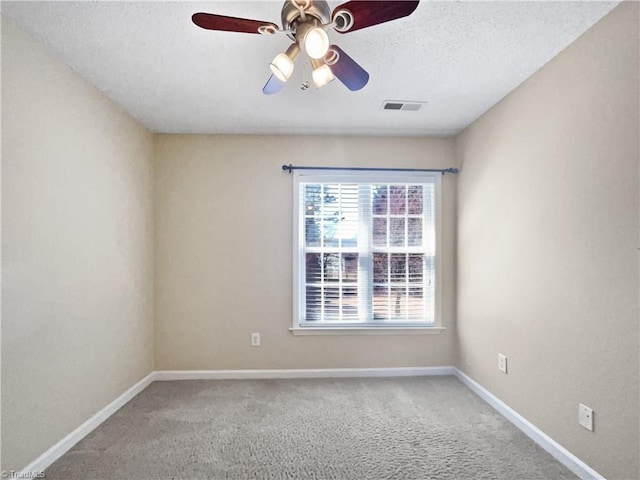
xmin=192 ymin=1 xmax=420 ymax=95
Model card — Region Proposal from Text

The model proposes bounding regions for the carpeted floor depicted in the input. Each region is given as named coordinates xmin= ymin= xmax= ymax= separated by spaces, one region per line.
xmin=45 ymin=376 xmax=577 ymax=480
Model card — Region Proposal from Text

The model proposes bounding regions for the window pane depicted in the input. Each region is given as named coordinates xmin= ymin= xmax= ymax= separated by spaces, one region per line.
xmin=342 ymin=286 xmax=358 ymax=319
xmin=305 ymin=253 xmax=322 ymax=283
xmin=408 ymin=287 xmax=424 ymax=319
xmin=339 ymin=185 xmax=358 ymax=248
xmin=372 ymin=185 xmax=388 ymax=214
xmin=324 ymin=287 xmax=340 ymax=320
xmin=408 ymin=218 xmax=422 ymax=246
xmin=373 ymin=218 xmax=387 ymax=247
xmin=389 ymin=287 xmax=408 ymax=319
xmin=408 ymin=254 xmax=423 ymax=283
xmin=408 ymin=185 xmax=423 ymax=214
xmin=373 ymin=253 xmax=388 ymax=284
xmin=305 ymin=218 xmax=320 ymax=247
xmin=323 ymin=222 xmax=339 ymax=247
xmin=323 ymin=253 xmax=340 ymax=281
xmin=338 ymin=214 xmax=358 ymax=247
xmin=389 ymin=218 xmax=405 ymax=246
xmin=305 ymin=286 xmax=321 ymax=321
xmin=390 ymin=253 xmax=406 ymax=282
xmin=373 ymin=286 xmax=390 ymax=320
xmin=389 ymin=185 xmax=406 ymax=215
xmin=342 ymin=253 xmax=358 ymax=283
xmin=304 ymin=184 xmax=321 ymax=213
xmin=322 ymin=185 xmax=340 ymax=247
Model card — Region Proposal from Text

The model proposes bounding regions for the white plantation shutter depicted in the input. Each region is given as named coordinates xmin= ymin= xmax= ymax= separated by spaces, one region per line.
xmin=293 ymin=170 xmax=440 ymax=327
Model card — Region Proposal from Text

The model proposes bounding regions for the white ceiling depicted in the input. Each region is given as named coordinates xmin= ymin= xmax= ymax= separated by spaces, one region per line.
xmin=2 ymin=1 xmax=619 ymax=136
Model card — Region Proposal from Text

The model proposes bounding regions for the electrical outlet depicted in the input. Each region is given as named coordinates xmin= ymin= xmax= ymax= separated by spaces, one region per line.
xmin=579 ymin=403 xmax=594 ymax=431
xmin=251 ymin=332 xmax=260 ymax=347
xmin=498 ymin=354 xmax=507 ymax=374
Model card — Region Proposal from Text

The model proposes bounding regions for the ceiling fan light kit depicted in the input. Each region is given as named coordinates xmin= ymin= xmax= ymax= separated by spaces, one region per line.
xmin=311 ymin=58 xmax=335 ymax=88
xmin=270 ymin=43 xmax=300 ymax=82
xmin=192 ymin=1 xmax=420 ymax=95
xmin=301 ymin=25 xmax=330 ymax=59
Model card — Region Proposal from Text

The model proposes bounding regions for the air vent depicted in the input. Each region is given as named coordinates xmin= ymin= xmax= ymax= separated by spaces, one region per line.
xmin=381 ymin=100 xmax=427 ymax=112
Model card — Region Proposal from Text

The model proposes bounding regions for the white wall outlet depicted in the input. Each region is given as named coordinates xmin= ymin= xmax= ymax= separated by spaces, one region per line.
xmin=498 ymin=354 xmax=507 ymax=374
xmin=579 ymin=403 xmax=594 ymax=431
xmin=251 ymin=332 xmax=260 ymax=346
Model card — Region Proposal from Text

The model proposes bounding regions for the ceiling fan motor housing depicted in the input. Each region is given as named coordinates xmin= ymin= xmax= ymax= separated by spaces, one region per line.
xmin=282 ymin=0 xmax=331 ymax=40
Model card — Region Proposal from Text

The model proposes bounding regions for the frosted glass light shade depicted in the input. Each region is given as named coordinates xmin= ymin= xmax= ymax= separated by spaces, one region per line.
xmin=269 ymin=43 xmax=300 ymax=82
xmin=270 ymin=54 xmax=294 ymax=82
xmin=312 ymin=63 xmax=334 ymax=88
xmin=304 ymin=27 xmax=329 ymax=59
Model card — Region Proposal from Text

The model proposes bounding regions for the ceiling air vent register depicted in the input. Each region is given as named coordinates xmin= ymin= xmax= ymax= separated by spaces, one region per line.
xmin=382 ymin=100 xmax=427 ymax=112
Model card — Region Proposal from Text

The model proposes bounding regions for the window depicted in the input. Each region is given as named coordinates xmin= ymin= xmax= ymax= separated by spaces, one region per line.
xmin=292 ymin=170 xmax=441 ymax=332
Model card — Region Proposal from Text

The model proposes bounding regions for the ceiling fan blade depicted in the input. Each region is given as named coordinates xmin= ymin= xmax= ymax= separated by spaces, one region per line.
xmin=192 ymin=12 xmax=278 ymax=34
xmin=327 ymin=46 xmax=369 ymax=91
xmin=262 ymin=74 xmax=286 ymax=95
xmin=331 ymin=1 xmax=419 ymax=33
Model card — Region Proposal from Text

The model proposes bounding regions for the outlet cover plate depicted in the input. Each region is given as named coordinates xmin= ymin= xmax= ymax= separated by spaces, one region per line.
xmin=251 ymin=333 xmax=260 ymax=346
xmin=579 ymin=403 xmax=593 ymax=431
xmin=498 ymin=354 xmax=507 ymax=374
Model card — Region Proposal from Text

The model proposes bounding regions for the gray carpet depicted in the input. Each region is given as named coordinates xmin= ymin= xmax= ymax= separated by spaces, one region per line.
xmin=45 ymin=376 xmax=576 ymax=480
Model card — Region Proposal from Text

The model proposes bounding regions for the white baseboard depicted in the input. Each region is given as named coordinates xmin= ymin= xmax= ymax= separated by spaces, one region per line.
xmin=16 ymin=366 xmax=603 ymax=480
xmin=153 ymin=366 xmax=456 ymax=381
xmin=18 ymin=372 xmax=155 ymax=476
xmin=453 ymin=369 xmax=604 ymax=480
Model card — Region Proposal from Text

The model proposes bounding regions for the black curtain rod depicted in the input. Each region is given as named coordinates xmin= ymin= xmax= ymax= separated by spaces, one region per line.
xmin=282 ymin=164 xmax=459 ymax=174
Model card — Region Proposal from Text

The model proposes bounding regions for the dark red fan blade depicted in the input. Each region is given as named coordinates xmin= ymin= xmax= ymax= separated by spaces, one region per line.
xmin=327 ymin=45 xmax=369 ymax=91
xmin=332 ymin=1 xmax=419 ymax=33
xmin=262 ymin=74 xmax=286 ymax=95
xmin=192 ymin=12 xmax=278 ymax=34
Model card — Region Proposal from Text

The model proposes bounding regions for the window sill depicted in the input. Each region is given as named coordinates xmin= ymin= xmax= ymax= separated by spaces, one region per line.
xmin=290 ymin=326 xmax=445 ymax=336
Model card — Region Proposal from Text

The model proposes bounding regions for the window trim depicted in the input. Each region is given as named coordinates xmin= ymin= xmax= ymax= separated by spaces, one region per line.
xmin=291 ymin=169 xmax=443 ymax=334
xmin=289 ymin=326 xmax=446 ymax=335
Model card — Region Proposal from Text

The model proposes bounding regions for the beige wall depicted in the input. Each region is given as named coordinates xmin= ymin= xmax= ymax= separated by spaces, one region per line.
xmin=154 ymin=134 xmax=457 ymax=370
xmin=456 ymin=3 xmax=639 ymax=479
xmin=1 ymin=17 xmax=155 ymax=472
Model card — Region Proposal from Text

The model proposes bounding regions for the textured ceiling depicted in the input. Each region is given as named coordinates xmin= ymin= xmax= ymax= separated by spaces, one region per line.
xmin=1 ymin=1 xmax=619 ymax=136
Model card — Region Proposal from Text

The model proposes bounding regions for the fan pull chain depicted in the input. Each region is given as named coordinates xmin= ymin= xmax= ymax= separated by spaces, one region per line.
xmin=300 ymin=61 xmax=310 ymax=90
